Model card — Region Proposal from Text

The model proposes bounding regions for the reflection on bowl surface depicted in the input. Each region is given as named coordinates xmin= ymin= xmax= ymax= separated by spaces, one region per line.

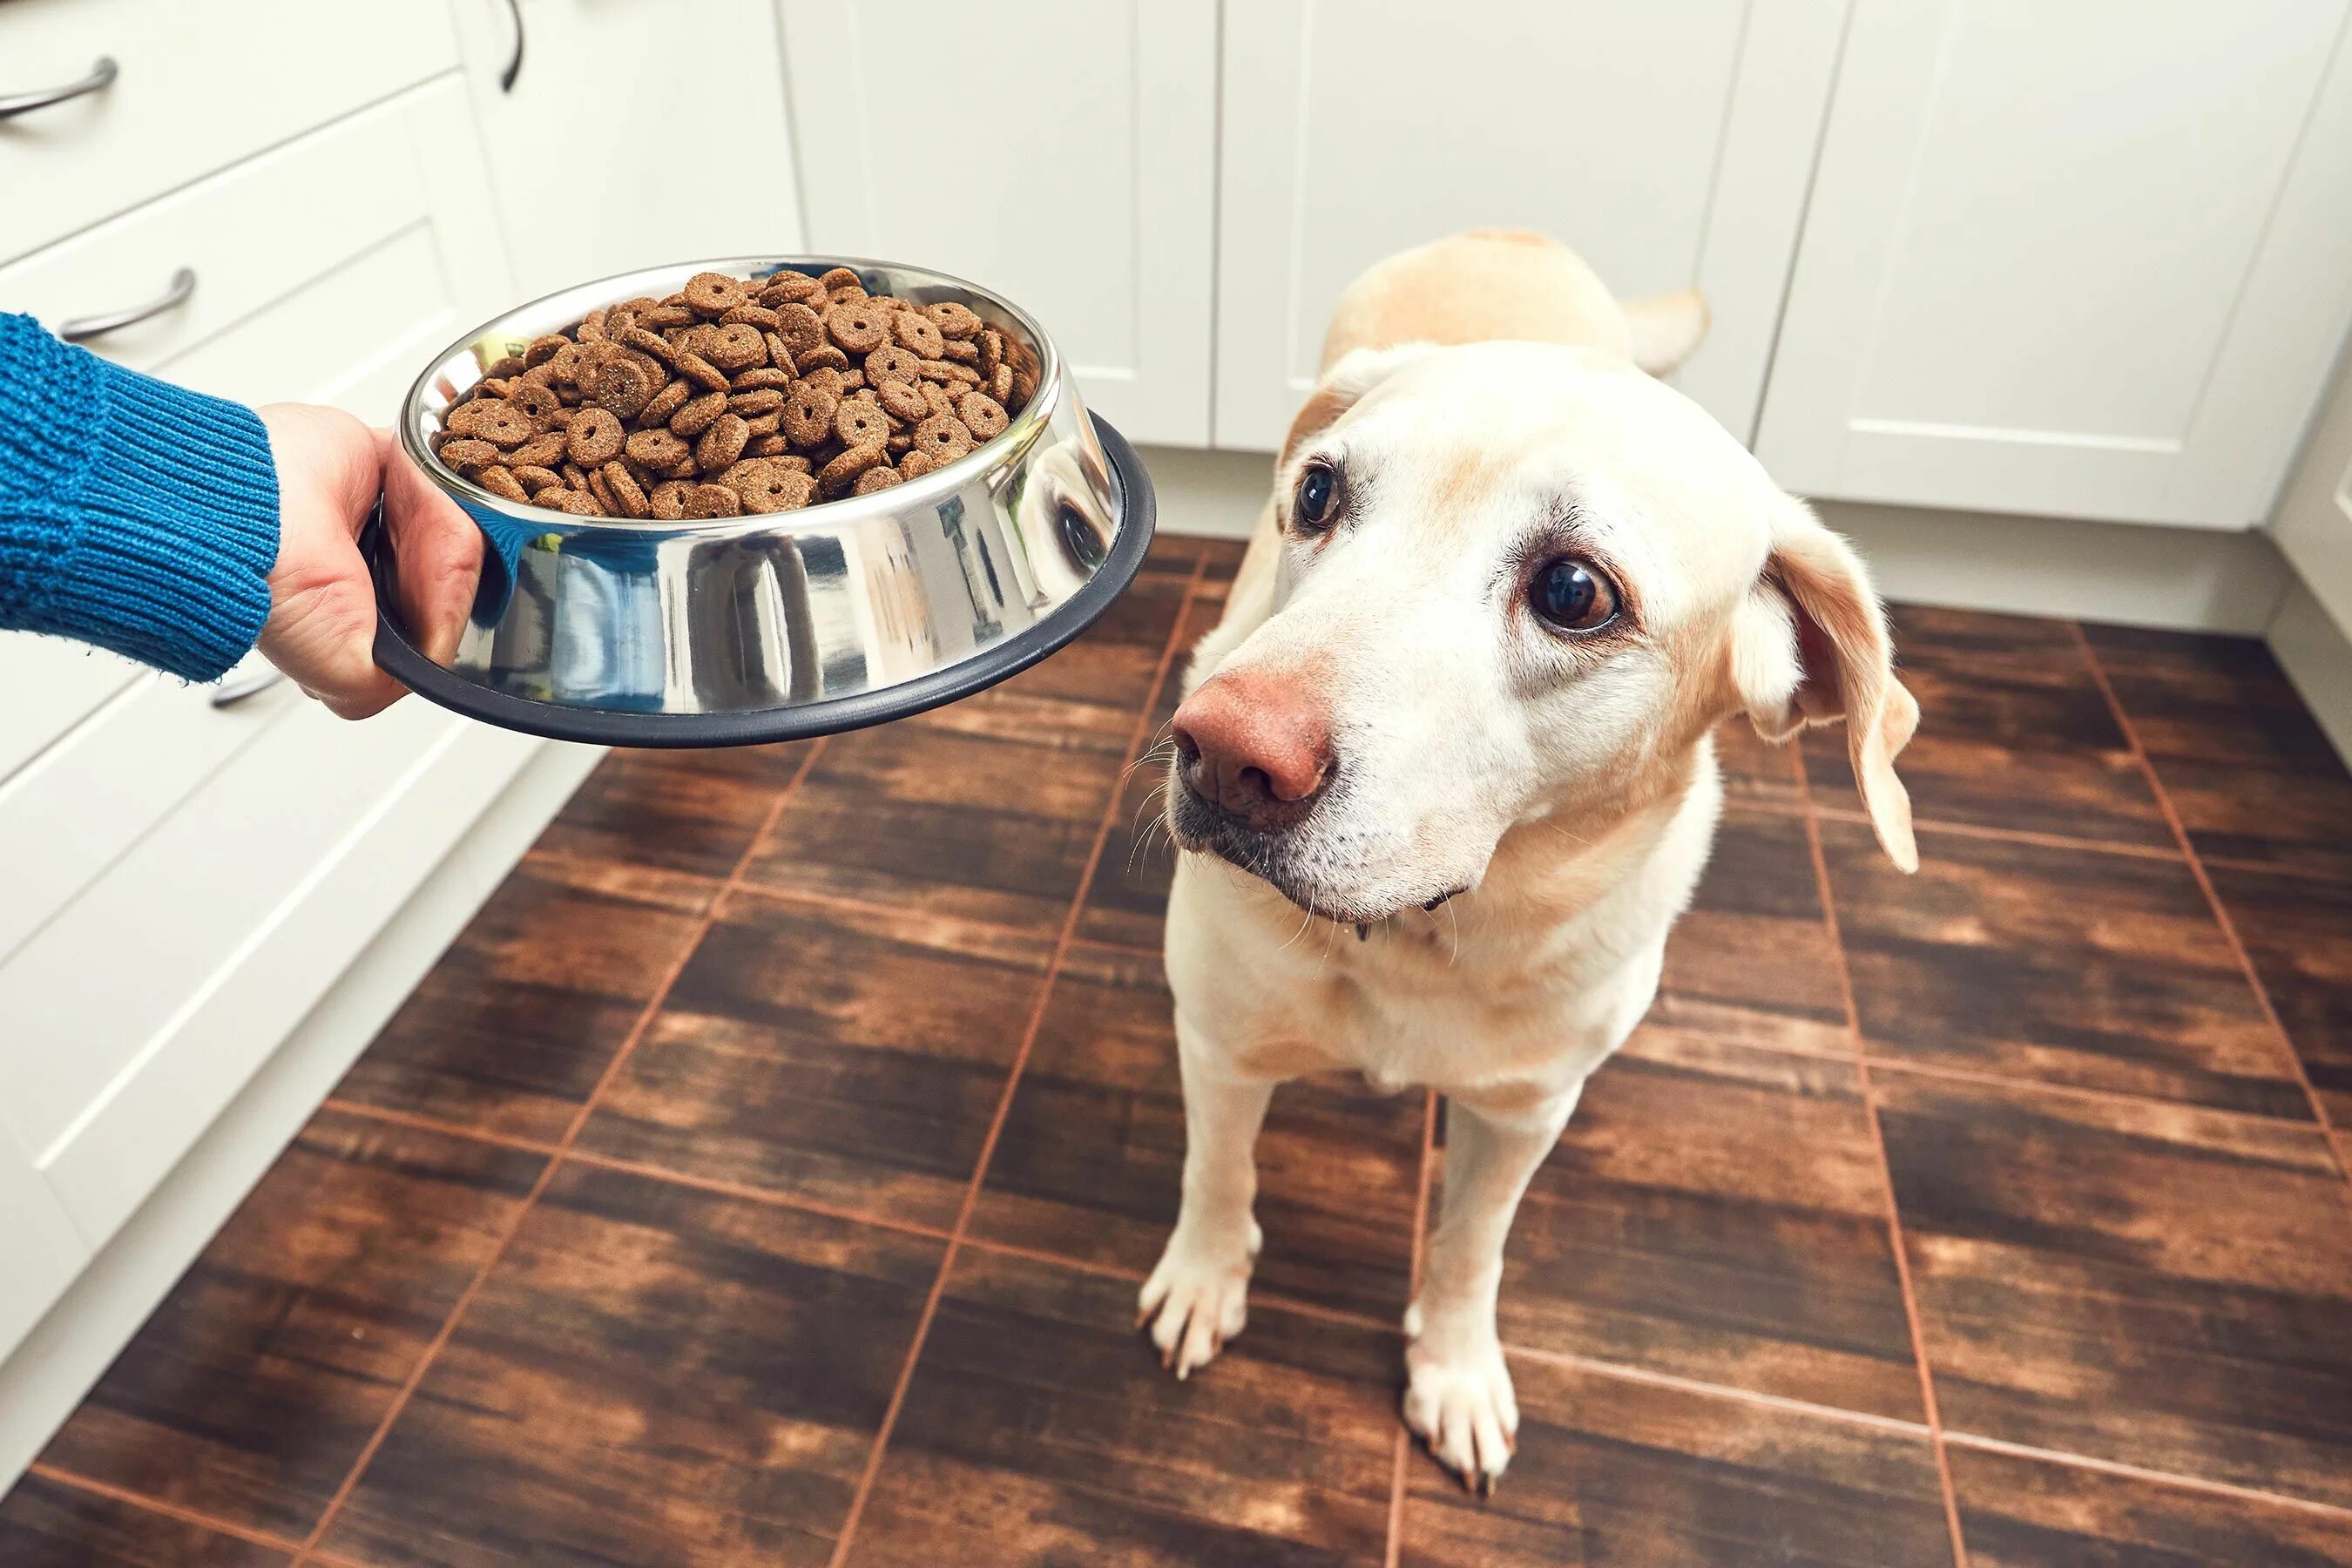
xmin=381 ymin=255 xmax=1147 ymax=746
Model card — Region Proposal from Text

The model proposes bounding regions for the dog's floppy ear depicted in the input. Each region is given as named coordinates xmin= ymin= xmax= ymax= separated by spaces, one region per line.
xmin=1283 ymin=342 xmax=1436 ymax=468
xmin=1729 ymin=498 xmax=1920 ymax=872
xmin=1621 ymin=287 xmax=1710 ymax=376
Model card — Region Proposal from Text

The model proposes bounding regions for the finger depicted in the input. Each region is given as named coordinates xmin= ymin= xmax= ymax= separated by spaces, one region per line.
xmin=259 ymin=545 xmax=409 ymax=720
xmin=378 ymin=429 xmax=484 ymax=666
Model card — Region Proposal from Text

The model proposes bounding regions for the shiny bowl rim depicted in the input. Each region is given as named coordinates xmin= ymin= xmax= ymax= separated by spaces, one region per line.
xmin=396 ymin=253 xmax=1070 ymax=535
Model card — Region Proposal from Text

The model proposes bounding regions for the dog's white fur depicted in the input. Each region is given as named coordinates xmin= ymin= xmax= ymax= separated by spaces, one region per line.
xmin=1143 ymin=232 xmax=1918 ymax=1490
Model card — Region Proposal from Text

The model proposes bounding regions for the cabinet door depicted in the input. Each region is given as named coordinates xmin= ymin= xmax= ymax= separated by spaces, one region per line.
xmin=778 ymin=0 xmax=1219 ymax=447
xmin=1213 ymin=0 xmax=1845 ymax=451
xmin=1755 ymin=0 xmax=2352 ymax=529
xmin=450 ymin=0 xmax=805 ymax=301
xmin=0 ymin=1128 xmax=86 ymax=1356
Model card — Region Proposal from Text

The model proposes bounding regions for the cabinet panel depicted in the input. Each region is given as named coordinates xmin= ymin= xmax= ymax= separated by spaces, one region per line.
xmin=779 ymin=0 xmax=1218 ymax=446
xmin=1755 ymin=0 xmax=2352 ymax=528
xmin=0 ymin=639 xmax=140 ymax=787
xmin=0 ymin=1130 xmax=86 ymax=1356
xmin=1214 ymin=0 xmax=1843 ymax=450
xmin=451 ymin=0 xmax=804 ymax=301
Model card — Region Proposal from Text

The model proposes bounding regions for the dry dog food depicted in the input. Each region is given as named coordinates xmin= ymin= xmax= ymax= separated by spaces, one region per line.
xmin=431 ymin=268 xmax=1039 ymax=517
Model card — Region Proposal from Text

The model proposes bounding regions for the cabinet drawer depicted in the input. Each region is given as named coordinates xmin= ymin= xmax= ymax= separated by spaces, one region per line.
xmin=0 ymin=74 xmax=513 ymax=424
xmin=0 ymin=0 xmax=457 ymax=266
xmin=0 ymin=635 xmax=142 ymax=786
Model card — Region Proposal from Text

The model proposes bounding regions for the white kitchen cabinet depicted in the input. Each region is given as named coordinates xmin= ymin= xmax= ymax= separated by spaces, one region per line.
xmin=1213 ymin=0 xmax=1847 ymax=451
xmin=1756 ymin=0 xmax=2352 ymax=530
xmin=777 ymin=0 xmax=1220 ymax=448
xmin=0 ymin=1132 xmax=84 ymax=1358
xmin=450 ymin=0 xmax=806 ymax=301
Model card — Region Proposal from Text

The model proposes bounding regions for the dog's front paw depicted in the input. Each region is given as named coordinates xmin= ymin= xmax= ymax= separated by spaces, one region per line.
xmin=1403 ymin=1303 xmax=1518 ymax=1494
xmin=1137 ymin=1220 xmax=1260 ymax=1380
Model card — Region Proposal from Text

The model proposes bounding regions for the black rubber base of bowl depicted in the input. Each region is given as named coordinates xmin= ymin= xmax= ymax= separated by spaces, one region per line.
xmin=366 ymin=413 xmax=1156 ymax=748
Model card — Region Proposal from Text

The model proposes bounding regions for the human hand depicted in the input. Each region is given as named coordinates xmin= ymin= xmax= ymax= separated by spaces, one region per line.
xmin=254 ymin=402 xmax=482 ymax=719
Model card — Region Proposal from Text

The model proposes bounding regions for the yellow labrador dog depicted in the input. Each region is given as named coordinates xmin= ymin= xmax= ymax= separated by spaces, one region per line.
xmin=1141 ymin=232 xmax=1919 ymax=1490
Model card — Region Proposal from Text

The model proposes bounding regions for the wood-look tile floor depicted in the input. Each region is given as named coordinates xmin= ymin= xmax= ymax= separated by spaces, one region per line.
xmin=10 ymin=536 xmax=2352 ymax=1566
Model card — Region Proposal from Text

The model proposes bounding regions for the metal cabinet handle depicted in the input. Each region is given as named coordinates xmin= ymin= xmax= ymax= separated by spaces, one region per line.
xmin=57 ymin=267 xmax=195 ymax=342
xmin=499 ymin=0 xmax=525 ymax=92
xmin=0 ymin=56 xmax=118 ymax=121
xmin=209 ymin=669 xmax=284 ymax=708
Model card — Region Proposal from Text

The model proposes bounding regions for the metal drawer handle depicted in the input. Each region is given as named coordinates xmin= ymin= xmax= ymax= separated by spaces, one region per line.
xmin=0 ymin=56 xmax=118 ymax=121
xmin=57 ymin=267 xmax=196 ymax=342
xmin=210 ymin=669 xmax=284 ymax=708
xmin=500 ymin=0 xmax=525 ymax=91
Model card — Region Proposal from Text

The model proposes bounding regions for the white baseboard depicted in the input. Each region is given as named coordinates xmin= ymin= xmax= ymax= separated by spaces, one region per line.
xmin=2268 ymin=580 xmax=2352 ymax=768
xmin=1142 ymin=444 xmax=2295 ymax=633
xmin=0 ymin=737 xmax=604 ymax=1494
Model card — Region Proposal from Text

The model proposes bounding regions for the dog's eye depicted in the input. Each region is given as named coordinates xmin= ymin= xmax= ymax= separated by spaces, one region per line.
xmin=1529 ymin=557 xmax=1619 ymax=632
xmin=1293 ymin=462 xmax=1340 ymax=533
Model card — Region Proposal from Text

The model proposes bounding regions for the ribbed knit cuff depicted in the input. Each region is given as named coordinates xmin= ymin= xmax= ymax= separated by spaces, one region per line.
xmin=41 ymin=358 xmax=280 ymax=681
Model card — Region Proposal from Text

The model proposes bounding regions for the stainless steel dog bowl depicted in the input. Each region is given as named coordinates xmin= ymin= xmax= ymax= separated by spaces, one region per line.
xmin=368 ymin=255 xmax=1153 ymax=747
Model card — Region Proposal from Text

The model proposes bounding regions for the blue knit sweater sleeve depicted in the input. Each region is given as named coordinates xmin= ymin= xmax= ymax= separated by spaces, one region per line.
xmin=0 ymin=312 xmax=279 ymax=681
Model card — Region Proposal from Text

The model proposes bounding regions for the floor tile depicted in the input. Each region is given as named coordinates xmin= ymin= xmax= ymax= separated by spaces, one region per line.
xmin=969 ymin=942 xmax=1427 ymax=1321
xmin=1947 ymin=1443 xmax=2352 ymax=1566
xmin=1650 ymin=806 xmax=1850 ymax=1058
xmin=533 ymin=742 xmax=812 ymax=880
xmin=1807 ymin=605 xmax=2169 ymax=848
xmin=578 ymin=892 xmax=1055 ymax=1230
xmin=738 ymin=700 xmax=1128 ymax=935
xmin=2207 ymin=862 xmax=2352 ymax=1127
xmin=0 ymin=1477 xmax=287 ymax=1567
xmin=1396 ymin=1355 xmax=1952 ymax=1566
xmin=2085 ymin=624 xmax=2352 ymax=877
xmin=37 ymin=1112 xmax=544 ymax=1541
xmin=1712 ymin=715 xmax=1806 ymax=812
xmin=332 ymin=854 xmax=713 ymax=1143
xmin=1874 ymin=1071 xmax=2352 ymax=1507
xmin=994 ymin=550 xmax=1190 ymax=716
xmin=1496 ymin=1028 xmax=1922 ymax=1421
xmin=1823 ymin=818 xmax=2313 ymax=1118
xmin=846 ymin=1247 xmax=1396 ymax=1567
xmin=320 ymin=1161 xmax=943 ymax=1568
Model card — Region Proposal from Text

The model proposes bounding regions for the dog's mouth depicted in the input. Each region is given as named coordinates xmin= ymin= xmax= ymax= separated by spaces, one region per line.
xmin=1167 ymin=776 xmax=1467 ymax=926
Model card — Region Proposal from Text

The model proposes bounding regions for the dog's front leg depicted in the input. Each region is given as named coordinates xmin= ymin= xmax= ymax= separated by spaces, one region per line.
xmin=1405 ymin=1083 xmax=1581 ymax=1493
xmin=1139 ymin=1017 xmax=1274 ymax=1379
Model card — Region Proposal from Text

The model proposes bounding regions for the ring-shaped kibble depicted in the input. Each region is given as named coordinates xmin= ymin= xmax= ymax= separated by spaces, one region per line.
xmin=683 ymin=482 xmax=743 ymax=519
xmin=476 ymin=467 xmax=528 ymax=503
xmin=669 ymin=389 xmax=728 ymax=437
xmin=798 ymin=367 xmax=847 ymax=401
xmin=773 ymin=302 xmax=826 ymax=357
xmin=781 ymin=386 xmax=839 ymax=447
xmin=918 ymin=381 xmax=954 ymax=418
xmin=565 ymin=407 xmax=625 ymax=466
xmin=741 ymin=410 xmax=782 ymax=439
xmin=674 ymin=350 xmax=732 ymax=393
xmin=878 ymin=379 xmax=930 ymax=422
xmin=745 ymin=433 xmax=794 ymax=458
xmin=912 ymin=414 xmax=975 ymax=461
xmin=733 ymin=366 xmax=794 ymax=391
xmin=683 ymin=271 xmax=751 ymax=317
xmin=695 ymin=414 xmax=751 ymax=473
xmin=585 ymin=357 xmax=658 ymax=420
xmin=602 ymin=461 xmax=652 ymax=519
xmin=990 ymin=363 xmax=1016 ymax=403
xmin=625 ymin=428 xmax=693 ymax=470
xmin=864 ymin=344 xmax=922 ymax=385
xmin=476 ymin=378 xmax=516 ymax=401
xmin=534 ymin=486 xmax=598 ymax=516
xmin=757 ymin=272 xmax=821 ymax=306
xmin=896 ymin=449 xmax=938 ymax=480
xmin=887 ymin=432 xmax=912 ymax=455
xmin=648 ymin=481 xmax=688 ymax=520
xmin=720 ymin=304 xmax=781 ymax=330
xmin=854 ymin=464 xmax=904 ymax=496
xmin=956 ymin=391 xmax=1009 ymax=441
xmin=640 ymin=379 xmax=693 ymax=427
xmin=525 ymin=334 xmax=571 ymax=367
xmin=703 ymin=321 xmax=768 ymax=371
xmin=638 ymin=303 xmax=693 ymax=329
xmin=817 ymin=443 xmax=886 ymax=494
xmin=447 ymin=399 xmax=537 ymax=448
xmin=510 ymin=381 xmax=564 ymax=425
xmin=978 ymin=328 xmax=1004 ymax=377
xmin=577 ymin=307 xmax=611 ymax=343
xmin=722 ymin=457 xmax=817 ymax=515
xmin=585 ymin=465 xmax=618 ymax=514
xmin=824 ymin=301 xmax=888 ymax=355
xmin=561 ymin=462 xmax=590 ymax=490
xmin=890 ymin=312 xmax=945 ymax=358
xmin=436 ymin=436 xmax=501 ymax=472
xmin=835 ymin=400 xmax=889 ymax=448
xmin=510 ymin=464 xmax=562 ymax=494
xmin=817 ymin=267 xmax=864 ymax=294
xmin=728 ymin=388 xmax=786 ymax=416
xmin=619 ymin=326 xmax=677 ymax=366
xmin=795 ymin=343 xmax=849 ymax=375
xmin=940 ymin=337 xmax=980 ymax=363
xmin=924 ymin=301 xmax=983 ymax=340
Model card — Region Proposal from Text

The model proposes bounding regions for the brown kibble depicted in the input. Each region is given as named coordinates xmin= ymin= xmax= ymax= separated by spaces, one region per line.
xmin=669 ymin=389 xmax=729 ymax=437
xmin=585 ymin=463 xmax=618 ymax=514
xmin=525 ymin=334 xmax=571 ymax=367
xmin=757 ymin=271 xmax=823 ymax=306
xmin=912 ymin=414 xmax=974 ymax=462
xmin=720 ymin=304 xmax=782 ymax=330
xmin=624 ymin=428 xmax=693 ymax=471
xmin=510 ymin=464 xmax=562 ymax=493
xmin=854 ymin=464 xmax=905 ymax=496
xmin=639 ymin=378 xmax=693 ymax=427
xmin=578 ymin=307 xmax=611 ymax=342
xmin=772 ymin=302 xmax=826 ymax=358
xmin=896 ymin=449 xmax=939 ymax=479
xmin=925 ymin=301 xmax=983 ymax=339
xmin=682 ymin=271 xmax=750 ymax=316
xmin=695 ymin=413 xmax=750 ymax=472
xmin=585 ymin=355 xmax=659 ymax=419
xmin=733 ymin=366 xmax=794 ymax=391
xmin=602 ymin=460 xmax=651 ymax=518
xmin=674 ymin=350 xmax=732 ymax=393
xmin=798 ymin=366 xmax=848 ymax=400
xmin=683 ymin=482 xmax=743 ymax=518
xmin=702 ymin=321 xmax=768 ymax=371
xmin=824 ymin=301 xmax=889 ymax=354
xmin=436 ymin=437 xmax=501 ymax=472
xmin=920 ymin=380 xmax=956 ymax=417
xmin=956 ymin=391 xmax=1009 ymax=441
xmin=795 ymin=343 xmax=849 ymax=375
xmin=533 ymin=486 xmax=600 ymax=516
xmin=782 ymin=385 xmax=839 ymax=447
xmin=476 ymin=466 xmax=529 ymax=502
xmin=619 ymin=326 xmax=678 ymax=366
xmin=878 ymin=378 xmax=930 ymax=422
xmin=890 ymin=311 xmax=945 ymax=358
xmin=989 ymin=363 xmax=1015 ymax=402
xmin=446 ymin=399 xmax=537 ymax=448
xmin=940 ymin=336 xmax=980 ymax=363
xmin=721 ymin=457 xmax=818 ymax=514
xmin=728 ymin=388 xmax=786 ymax=416
xmin=565 ymin=407 xmax=625 ymax=465
xmin=561 ymin=461 xmax=591 ymax=490
xmin=818 ymin=442 xmax=887 ymax=494
xmin=835 ymin=399 xmax=890 ymax=448
xmin=745 ymin=433 xmax=794 ymax=458
xmin=865 ymin=344 xmax=923 ymax=385
xmin=817 ymin=266 xmax=864 ymax=294
xmin=510 ymin=381 xmax=564 ymax=427
xmin=740 ymin=411 xmax=783 ymax=438
xmin=648 ymin=481 xmax=688 ymax=520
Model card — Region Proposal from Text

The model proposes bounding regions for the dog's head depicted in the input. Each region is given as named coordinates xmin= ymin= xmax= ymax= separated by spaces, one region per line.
xmin=1167 ymin=341 xmax=1918 ymax=922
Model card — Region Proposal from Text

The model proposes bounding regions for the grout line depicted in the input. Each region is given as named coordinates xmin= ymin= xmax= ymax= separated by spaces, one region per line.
xmin=24 ymin=1463 xmax=312 ymax=1557
xmin=1384 ymin=1089 xmax=1440 ymax=1568
xmin=285 ymin=740 xmax=831 ymax=1566
xmin=318 ymin=1098 xmax=562 ymax=1157
xmin=2197 ymin=851 xmax=2352 ymax=887
xmin=1810 ymin=803 xmax=2187 ymax=864
xmin=556 ymin=1151 xmax=956 ymax=1244
xmin=1857 ymin=1058 xmax=2326 ymax=1135
xmin=1795 ymin=763 xmax=1970 ymax=1568
xmin=2071 ymin=624 xmax=2352 ymax=1192
xmin=1496 ymin=1347 xmax=1935 ymax=1441
xmin=720 ymin=876 xmax=1058 ymax=944
xmin=825 ymin=560 xmax=1212 ymax=1568
xmin=1942 ymin=1430 xmax=2352 ymax=1524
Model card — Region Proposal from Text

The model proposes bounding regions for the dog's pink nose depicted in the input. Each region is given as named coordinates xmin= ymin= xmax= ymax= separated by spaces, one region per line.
xmin=1172 ymin=672 xmax=1334 ymax=829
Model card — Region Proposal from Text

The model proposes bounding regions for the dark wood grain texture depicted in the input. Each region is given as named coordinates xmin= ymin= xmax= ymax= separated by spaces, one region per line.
xmin=2207 ymin=861 xmax=2352 ymax=1127
xmin=1397 ymin=1355 xmax=1953 ymax=1566
xmin=578 ymin=891 xmax=1054 ymax=1229
xmin=1713 ymin=713 xmax=1807 ymax=812
xmin=0 ymin=1477 xmax=287 ymax=1568
xmin=846 ymin=1247 xmax=1396 ymax=1567
xmin=331 ymin=853 xmax=713 ymax=1141
xmin=320 ymin=1161 xmax=943 ymax=1568
xmin=1948 ymin=1444 xmax=2352 ymax=1567
xmin=533 ymin=742 xmax=813 ymax=879
xmin=1823 ymin=818 xmax=2312 ymax=1117
xmin=1651 ymin=806 xmax=1851 ymax=1058
xmin=36 ymin=1112 xmax=544 ymax=1540
xmin=1875 ymin=1071 xmax=2352 ymax=1507
xmin=2085 ymin=624 xmax=2352 ymax=877
xmin=1496 ymin=1028 xmax=1922 ymax=1421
